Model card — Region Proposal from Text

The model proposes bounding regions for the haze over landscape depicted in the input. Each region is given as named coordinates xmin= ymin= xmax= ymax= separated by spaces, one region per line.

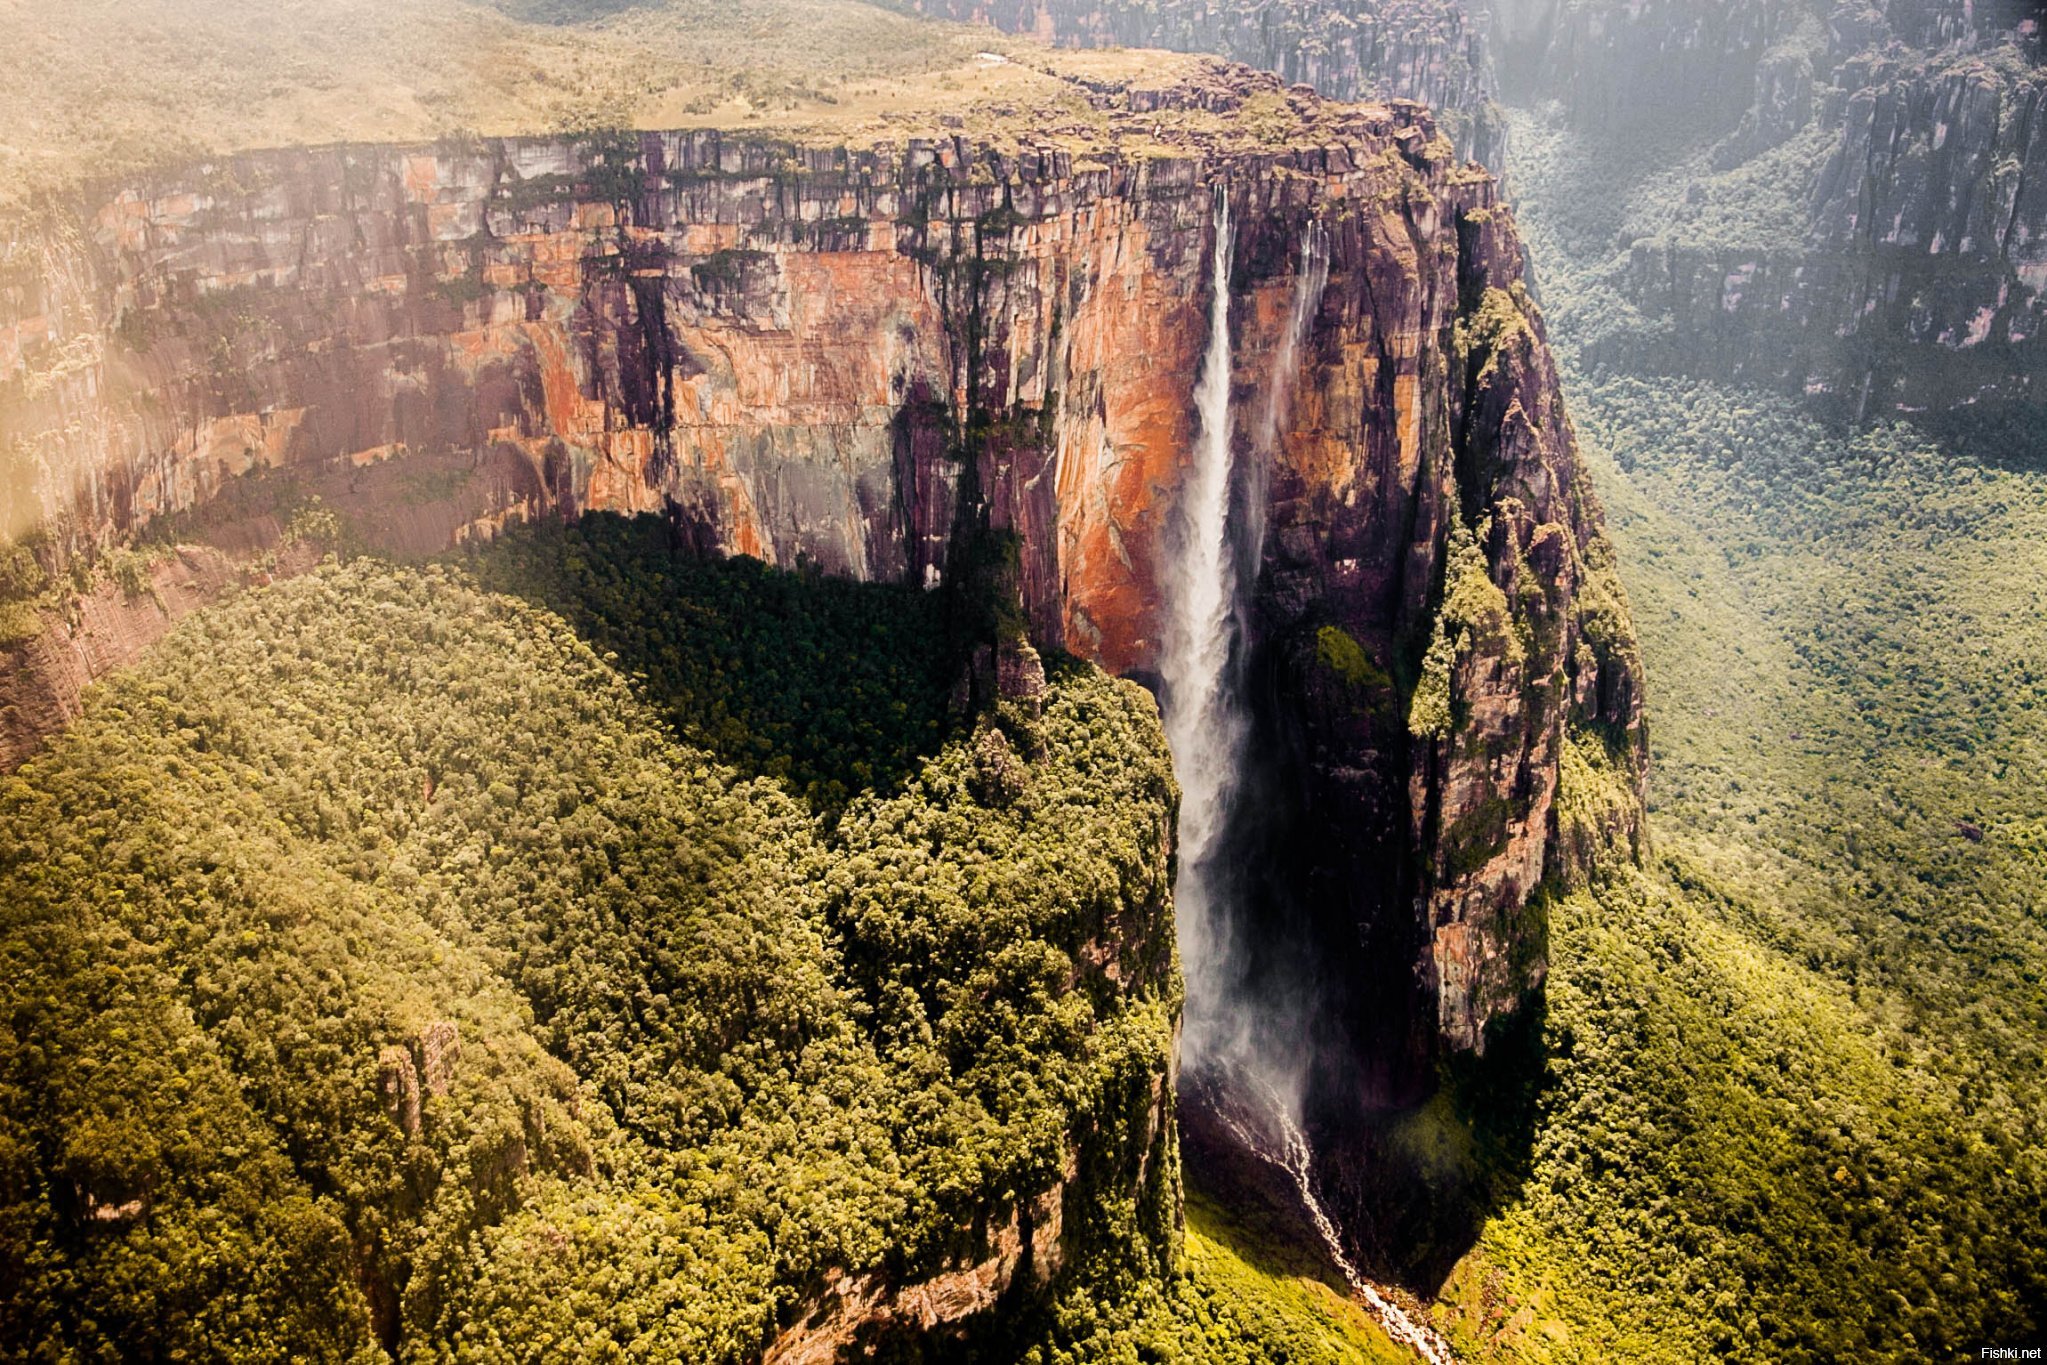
xmin=0 ymin=0 xmax=2041 ymax=1360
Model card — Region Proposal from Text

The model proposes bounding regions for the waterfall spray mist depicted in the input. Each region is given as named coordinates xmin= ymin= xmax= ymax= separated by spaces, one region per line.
xmin=1164 ymin=203 xmax=1331 ymax=1081
xmin=1161 ymin=187 xmax=1245 ymax=1071
xmin=1238 ymin=223 xmax=1328 ymax=1068
xmin=1165 ymin=202 xmax=1333 ymax=1079
xmin=1162 ymin=203 xmax=1440 ymax=1350
xmin=1244 ymin=221 xmax=1327 ymax=582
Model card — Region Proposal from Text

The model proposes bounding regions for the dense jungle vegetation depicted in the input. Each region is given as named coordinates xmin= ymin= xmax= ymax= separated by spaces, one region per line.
xmin=467 ymin=515 xmax=956 ymax=814
xmin=1422 ymin=106 xmax=2047 ymax=1363
xmin=0 ymin=545 xmax=1174 ymax=1358
xmin=0 ymin=525 xmax=1410 ymax=1360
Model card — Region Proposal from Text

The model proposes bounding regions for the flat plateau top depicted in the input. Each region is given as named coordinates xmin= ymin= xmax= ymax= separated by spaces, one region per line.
xmin=0 ymin=0 xmax=1436 ymax=212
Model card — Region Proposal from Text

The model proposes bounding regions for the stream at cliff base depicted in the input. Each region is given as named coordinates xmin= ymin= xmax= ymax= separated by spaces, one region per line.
xmin=1190 ymin=1068 xmax=1458 ymax=1365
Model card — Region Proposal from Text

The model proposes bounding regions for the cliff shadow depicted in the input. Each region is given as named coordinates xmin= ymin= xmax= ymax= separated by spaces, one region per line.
xmin=1909 ymin=400 xmax=2047 ymax=476
xmin=1190 ymin=620 xmax=1548 ymax=1299
xmin=463 ymin=511 xmax=966 ymax=816
xmin=1310 ymin=998 xmax=1549 ymax=1298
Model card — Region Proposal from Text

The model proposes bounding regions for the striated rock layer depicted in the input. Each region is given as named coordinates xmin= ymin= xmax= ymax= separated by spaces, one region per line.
xmin=1498 ymin=0 xmax=2047 ymax=417
xmin=0 ymin=62 xmax=1639 ymax=1154
xmin=1492 ymin=0 xmax=1800 ymax=130
xmin=892 ymin=0 xmax=2047 ymax=418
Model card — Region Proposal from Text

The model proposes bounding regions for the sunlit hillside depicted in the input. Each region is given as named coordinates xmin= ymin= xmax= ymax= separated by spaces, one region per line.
xmin=1422 ymin=104 xmax=2047 ymax=1363
xmin=3 ymin=0 xmax=2042 ymax=1359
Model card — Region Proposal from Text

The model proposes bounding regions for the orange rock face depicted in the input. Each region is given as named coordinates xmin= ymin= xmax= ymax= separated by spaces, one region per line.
xmin=0 ymin=65 xmax=1643 ymax=1085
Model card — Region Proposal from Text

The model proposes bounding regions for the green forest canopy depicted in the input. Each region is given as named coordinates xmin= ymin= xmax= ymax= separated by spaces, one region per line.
xmin=0 ymin=527 xmax=1418 ymax=1361
xmin=1419 ymin=105 xmax=2047 ymax=1365
xmin=0 ymin=549 xmax=1190 ymax=1358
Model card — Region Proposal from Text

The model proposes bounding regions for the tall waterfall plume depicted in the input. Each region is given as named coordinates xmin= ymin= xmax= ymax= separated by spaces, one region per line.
xmin=1168 ymin=202 xmax=1417 ymax=1326
xmin=1161 ymin=188 xmax=1246 ymax=1071
xmin=1244 ymin=220 xmax=1328 ymax=581
xmin=1164 ymin=200 xmax=1331 ymax=1076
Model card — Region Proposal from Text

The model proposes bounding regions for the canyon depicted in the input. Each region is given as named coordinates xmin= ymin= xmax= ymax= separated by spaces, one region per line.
xmin=5 ymin=1 xmax=2042 ymax=1356
xmin=1509 ymin=0 xmax=2047 ymax=419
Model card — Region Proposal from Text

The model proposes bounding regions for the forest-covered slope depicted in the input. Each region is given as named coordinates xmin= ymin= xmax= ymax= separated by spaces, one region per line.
xmin=0 ymin=526 xmax=1420 ymax=1361
xmin=1412 ymin=105 xmax=2047 ymax=1365
xmin=0 ymin=543 xmax=1184 ymax=1358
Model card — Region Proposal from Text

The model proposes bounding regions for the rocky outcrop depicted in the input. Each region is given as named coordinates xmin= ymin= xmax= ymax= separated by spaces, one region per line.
xmin=1880 ymin=0 xmax=2043 ymax=51
xmin=1500 ymin=0 xmax=2047 ymax=417
xmin=886 ymin=0 xmax=1510 ymax=168
xmin=1791 ymin=29 xmax=2045 ymax=411
xmin=767 ymin=1150 xmax=1065 ymax=1359
xmin=0 ymin=62 xmax=1639 ymax=1120
xmin=913 ymin=0 xmax=2047 ymax=418
xmin=376 ymin=1021 xmax=463 ymax=1141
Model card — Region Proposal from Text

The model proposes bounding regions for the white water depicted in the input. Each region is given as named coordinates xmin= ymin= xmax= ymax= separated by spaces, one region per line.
xmin=1162 ymin=211 xmax=1451 ymax=1362
xmin=1200 ymin=1071 xmax=1458 ymax=1365
xmin=1244 ymin=221 xmax=1328 ymax=574
xmin=1161 ymin=189 xmax=1247 ymax=1069
xmin=1167 ymin=209 xmax=1330 ymax=1071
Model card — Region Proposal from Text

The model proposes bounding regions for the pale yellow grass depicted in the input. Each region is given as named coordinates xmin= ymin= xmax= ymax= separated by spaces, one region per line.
xmin=0 ymin=0 xmax=1243 ymax=210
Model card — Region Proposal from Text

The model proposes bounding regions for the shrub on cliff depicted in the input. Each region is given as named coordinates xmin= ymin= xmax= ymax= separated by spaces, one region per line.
xmin=1408 ymin=517 xmax=1518 ymax=740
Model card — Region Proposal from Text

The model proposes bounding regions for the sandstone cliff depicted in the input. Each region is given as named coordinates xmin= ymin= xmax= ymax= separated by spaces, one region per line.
xmin=1498 ymin=0 xmax=2047 ymax=418
xmin=0 ymin=61 xmax=1639 ymax=1121
xmin=1491 ymin=0 xmax=1801 ymax=130
xmin=890 ymin=0 xmax=2046 ymax=419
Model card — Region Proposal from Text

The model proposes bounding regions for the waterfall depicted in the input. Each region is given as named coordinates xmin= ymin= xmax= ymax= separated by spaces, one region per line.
xmin=1166 ymin=207 xmax=1442 ymax=1356
xmin=1196 ymin=1070 xmax=1459 ymax=1365
xmin=1161 ymin=188 xmax=1245 ymax=1069
xmin=1244 ymin=220 xmax=1327 ymax=576
xmin=1162 ymin=203 xmax=1328 ymax=1070
xmin=1163 ymin=198 xmax=1334 ymax=1076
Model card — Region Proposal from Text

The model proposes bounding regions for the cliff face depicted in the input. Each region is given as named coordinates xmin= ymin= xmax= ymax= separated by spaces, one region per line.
xmin=1491 ymin=0 xmax=1801 ymax=129
xmin=1497 ymin=0 xmax=2047 ymax=417
xmin=0 ymin=63 xmax=1639 ymax=1090
xmin=887 ymin=0 xmax=1510 ymax=167
xmin=884 ymin=0 xmax=2047 ymax=418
